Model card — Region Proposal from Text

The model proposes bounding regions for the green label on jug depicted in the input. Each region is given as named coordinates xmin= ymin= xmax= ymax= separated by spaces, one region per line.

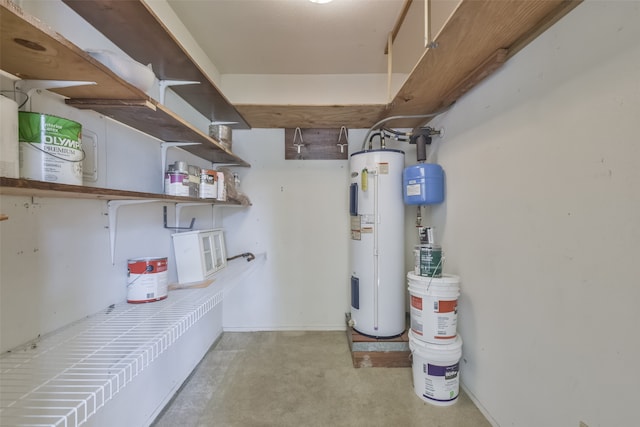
xmin=18 ymin=112 xmax=83 ymax=185
xmin=420 ymin=246 xmax=443 ymax=277
xmin=18 ymin=112 xmax=83 ymax=154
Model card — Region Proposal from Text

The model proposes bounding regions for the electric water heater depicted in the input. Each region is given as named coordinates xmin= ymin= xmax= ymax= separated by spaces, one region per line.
xmin=349 ymin=149 xmax=405 ymax=337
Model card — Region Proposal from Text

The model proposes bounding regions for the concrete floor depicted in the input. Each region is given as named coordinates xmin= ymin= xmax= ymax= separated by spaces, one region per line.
xmin=152 ymin=331 xmax=491 ymax=427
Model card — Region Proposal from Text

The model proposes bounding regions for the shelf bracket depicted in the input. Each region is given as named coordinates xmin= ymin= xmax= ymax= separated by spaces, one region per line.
xmin=160 ymin=142 xmax=201 ymax=190
xmin=158 ymin=80 xmax=200 ymax=105
xmin=107 ymin=199 xmax=160 ymax=265
xmin=14 ymin=79 xmax=96 ymax=111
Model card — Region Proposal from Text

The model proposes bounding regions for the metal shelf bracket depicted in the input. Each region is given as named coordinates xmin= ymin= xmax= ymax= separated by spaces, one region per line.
xmin=107 ymin=199 xmax=160 ymax=264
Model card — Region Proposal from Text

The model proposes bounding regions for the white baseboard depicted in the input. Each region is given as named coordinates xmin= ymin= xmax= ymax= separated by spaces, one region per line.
xmin=460 ymin=382 xmax=500 ymax=427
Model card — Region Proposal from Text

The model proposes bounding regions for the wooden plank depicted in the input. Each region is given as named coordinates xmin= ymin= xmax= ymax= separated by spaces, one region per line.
xmin=351 ymin=351 xmax=412 ymax=368
xmin=384 ymin=0 xmax=413 ymax=55
xmin=386 ymin=0 xmax=583 ymax=127
xmin=62 ymin=0 xmax=250 ymax=128
xmin=66 ymin=99 xmax=250 ymax=166
xmin=0 ymin=177 xmax=244 ymax=205
xmin=346 ymin=327 xmax=411 ymax=368
xmin=0 ymin=0 xmax=144 ymax=100
xmin=506 ymin=0 xmax=584 ymax=60
xmin=235 ymin=104 xmax=389 ymax=129
xmin=439 ymin=48 xmax=508 ymax=109
xmin=284 ymin=128 xmax=348 ymax=160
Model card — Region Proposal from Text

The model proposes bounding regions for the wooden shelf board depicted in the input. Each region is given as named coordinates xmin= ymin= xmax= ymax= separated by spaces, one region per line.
xmin=346 ymin=327 xmax=411 ymax=368
xmin=1 ymin=0 xmax=251 ymax=166
xmin=386 ymin=0 xmax=583 ymax=127
xmin=235 ymin=104 xmax=389 ymax=129
xmin=0 ymin=177 xmax=243 ymax=205
xmin=61 ymin=0 xmax=250 ymax=129
xmin=66 ymin=98 xmax=250 ymax=166
xmin=3 ymin=0 xmax=582 ymax=131
xmin=0 ymin=0 xmax=144 ymax=100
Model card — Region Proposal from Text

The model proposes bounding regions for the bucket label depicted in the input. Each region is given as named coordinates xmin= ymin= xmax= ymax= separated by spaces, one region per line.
xmin=18 ymin=112 xmax=83 ymax=184
xmin=165 ymin=172 xmax=189 ymax=196
xmin=422 ymin=362 xmax=459 ymax=402
xmin=127 ymin=258 xmax=168 ymax=303
xmin=419 ymin=246 xmax=442 ymax=277
xmin=409 ymin=291 xmax=458 ymax=341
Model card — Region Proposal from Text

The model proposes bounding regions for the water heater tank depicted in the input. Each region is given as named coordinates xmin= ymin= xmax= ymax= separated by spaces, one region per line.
xmin=349 ymin=149 xmax=405 ymax=337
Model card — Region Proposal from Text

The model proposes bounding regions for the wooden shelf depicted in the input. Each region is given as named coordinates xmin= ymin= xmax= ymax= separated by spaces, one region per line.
xmin=66 ymin=98 xmax=249 ymax=166
xmin=62 ymin=0 xmax=250 ymax=129
xmin=0 ymin=177 xmax=244 ymax=206
xmin=237 ymin=0 xmax=582 ymax=129
xmin=0 ymin=0 xmax=249 ymax=166
xmin=1 ymin=0 xmax=582 ymax=131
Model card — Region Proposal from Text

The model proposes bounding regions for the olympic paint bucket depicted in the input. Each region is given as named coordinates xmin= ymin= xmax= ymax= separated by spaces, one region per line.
xmin=414 ymin=244 xmax=443 ymax=277
xmin=407 ymin=272 xmax=460 ymax=343
xmin=409 ymin=330 xmax=462 ymax=406
xmin=127 ymin=257 xmax=168 ymax=303
xmin=18 ymin=112 xmax=83 ymax=185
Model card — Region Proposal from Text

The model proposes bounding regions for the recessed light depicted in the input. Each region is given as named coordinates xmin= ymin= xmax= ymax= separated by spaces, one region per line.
xmin=308 ymin=0 xmax=333 ymax=4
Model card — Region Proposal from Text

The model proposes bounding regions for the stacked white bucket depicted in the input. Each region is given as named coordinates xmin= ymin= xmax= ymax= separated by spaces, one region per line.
xmin=408 ymin=227 xmax=462 ymax=406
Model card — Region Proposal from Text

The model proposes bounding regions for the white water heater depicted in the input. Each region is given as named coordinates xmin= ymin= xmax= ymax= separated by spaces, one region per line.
xmin=349 ymin=149 xmax=405 ymax=337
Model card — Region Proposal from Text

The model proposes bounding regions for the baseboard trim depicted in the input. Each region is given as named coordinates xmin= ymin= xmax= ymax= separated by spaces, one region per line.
xmin=460 ymin=382 xmax=500 ymax=427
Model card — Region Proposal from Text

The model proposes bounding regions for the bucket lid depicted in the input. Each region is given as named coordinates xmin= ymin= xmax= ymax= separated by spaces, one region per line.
xmin=128 ymin=257 xmax=168 ymax=263
xmin=407 ymin=272 xmax=460 ymax=284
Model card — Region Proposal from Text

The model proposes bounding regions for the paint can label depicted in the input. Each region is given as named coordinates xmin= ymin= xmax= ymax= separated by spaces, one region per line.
xmin=127 ymin=257 xmax=168 ymax=303
xmin=419 ymin=245 xmax=443 ymax=277
xmin=18 ymin=112 xmax=83 ymax=185
xmin=422 ymin=362 xmax=460 ymax=402
xmin=164 ymin=171 xmax=189 ymax=196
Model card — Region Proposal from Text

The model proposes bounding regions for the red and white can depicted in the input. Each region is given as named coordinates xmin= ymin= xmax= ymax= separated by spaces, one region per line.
xmin=127 ymin=257 xmax=168 ymax=303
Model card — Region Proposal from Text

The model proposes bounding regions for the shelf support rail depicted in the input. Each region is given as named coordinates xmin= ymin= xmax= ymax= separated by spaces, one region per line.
xmin=14 ymin=79 xmax=96 ymax=111
xmin=158 ymin=80 xmax=200 ymax=105
xmin=107 ymin=199 xmax=161 ymax=264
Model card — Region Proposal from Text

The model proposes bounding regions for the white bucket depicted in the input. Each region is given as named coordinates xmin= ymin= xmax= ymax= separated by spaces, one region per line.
xmin=409 ymin=330 xmax=462 ymax=406
xmin=407 ymin=272 xmax=460 ymax=343
xmin=0 ymin=96 xmax=19 ymax=178
xmin=127 ymin=257 xmax=168 ymax=303
xmin=18 ymin=112 xmax=83 ymax=185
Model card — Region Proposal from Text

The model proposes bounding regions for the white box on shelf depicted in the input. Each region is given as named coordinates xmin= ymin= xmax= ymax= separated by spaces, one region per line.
xmin=172 ymin=229 xmax=227 ymax=284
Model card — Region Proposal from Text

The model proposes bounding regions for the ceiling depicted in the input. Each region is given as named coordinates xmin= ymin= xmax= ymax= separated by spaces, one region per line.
xmin=165 ymin=0 xmax=420 ymax=75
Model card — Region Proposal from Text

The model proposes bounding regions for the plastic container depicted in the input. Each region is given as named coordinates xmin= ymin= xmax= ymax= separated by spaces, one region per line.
xmin=407 ymin=272 xmax=460 ymax=343
xmin=409 ymin=330 xmax=462 ymax=406
xmin=403 ymin=163 xmax=444 ymax=205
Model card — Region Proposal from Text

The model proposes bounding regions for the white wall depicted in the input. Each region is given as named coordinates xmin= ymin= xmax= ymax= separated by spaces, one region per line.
xmin=425 ymin=2 xmax=639 ymax=426
xmin=0 ymin=0 xmax=222 ymax=353
xmin=221 ymin=129 xmax=416 ymax=331
xmin=0 ymin=87 xmax=220 ymax=353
